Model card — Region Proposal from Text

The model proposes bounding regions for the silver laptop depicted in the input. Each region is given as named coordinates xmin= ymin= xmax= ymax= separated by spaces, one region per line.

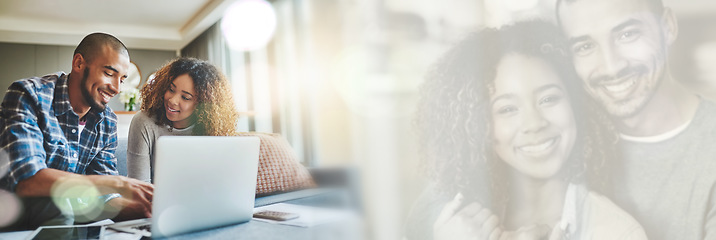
xmin=110 ymin=136 xmax=260 ymax=238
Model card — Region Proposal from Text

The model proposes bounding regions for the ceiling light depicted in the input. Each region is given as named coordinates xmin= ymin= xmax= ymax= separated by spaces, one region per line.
xmin=221 ymin=0 xmax=277 ymax=51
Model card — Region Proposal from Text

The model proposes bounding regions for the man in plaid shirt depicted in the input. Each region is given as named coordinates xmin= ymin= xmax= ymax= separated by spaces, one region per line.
xmin=0 ymin=33 xmax=153 ymax=230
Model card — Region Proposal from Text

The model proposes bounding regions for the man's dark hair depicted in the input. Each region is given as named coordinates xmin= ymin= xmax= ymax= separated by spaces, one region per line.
xmin=73 ymin=32 xmax=129 ymax=63
xmin=556 ymin=0 xmax=665 ymax=26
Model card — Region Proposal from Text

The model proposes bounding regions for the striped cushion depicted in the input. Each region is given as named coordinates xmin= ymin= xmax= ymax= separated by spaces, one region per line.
xmin=237 ymin=132 xmax=315 ymax=195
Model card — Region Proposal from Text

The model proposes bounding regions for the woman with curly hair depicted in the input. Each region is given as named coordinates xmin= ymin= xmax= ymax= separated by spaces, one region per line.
xmin=405 ymin=20 xmax=645 ymax=239
xmin=127 ymin=57 xmax=238 ymax=182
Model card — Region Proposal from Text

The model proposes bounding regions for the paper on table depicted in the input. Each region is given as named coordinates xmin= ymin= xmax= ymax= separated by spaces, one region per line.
xmin=253 ymin=203 xmax=356 ymax=227
xmin=103 ymin=229 xmax=144 ymax=240
xmin=85 ymin=219 xmax=115 ymax=226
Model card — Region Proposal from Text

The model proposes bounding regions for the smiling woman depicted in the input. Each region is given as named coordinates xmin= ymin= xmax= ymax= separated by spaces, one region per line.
xmin=490 ymin=54 xmax=577 ymax=181
xmin=126 ymin=57 xmax=239 ymax=183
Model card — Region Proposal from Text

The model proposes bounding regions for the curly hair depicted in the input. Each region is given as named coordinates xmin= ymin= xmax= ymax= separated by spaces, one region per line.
xmin=139 ymin=57 xmax=238 ymax=136
xmin=415 ymin=20 xmax=618 ymax=209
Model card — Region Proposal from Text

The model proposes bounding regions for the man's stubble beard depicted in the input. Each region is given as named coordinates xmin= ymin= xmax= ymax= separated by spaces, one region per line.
xmin=80 ymin=67 xmax=107 ymax=112
xmin=596 ymin=70 xmax=663 ymax=121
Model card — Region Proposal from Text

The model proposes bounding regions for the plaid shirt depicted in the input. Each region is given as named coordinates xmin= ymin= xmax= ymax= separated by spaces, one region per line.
xmin=0 ymin=72 xmax=119 ymax=192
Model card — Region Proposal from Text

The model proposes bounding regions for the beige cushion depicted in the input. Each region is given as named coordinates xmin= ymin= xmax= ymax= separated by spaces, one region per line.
xmin=237 ymin=132 xmax=315 ymax=195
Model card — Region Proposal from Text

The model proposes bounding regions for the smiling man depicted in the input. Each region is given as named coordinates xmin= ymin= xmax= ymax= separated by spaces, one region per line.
xmin=0 ymin=33 xmax=153 ymax=231
xmin=557 ymin=0 xmax=716 ymax=239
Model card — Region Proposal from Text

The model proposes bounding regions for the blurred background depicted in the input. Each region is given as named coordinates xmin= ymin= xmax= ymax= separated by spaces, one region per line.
xmin=0 ymin=0 xmax=714 ymax=239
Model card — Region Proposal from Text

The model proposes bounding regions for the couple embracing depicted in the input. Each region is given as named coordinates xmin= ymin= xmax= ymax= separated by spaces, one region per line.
xmin=409 ymin=0 xmax=716 ymax=239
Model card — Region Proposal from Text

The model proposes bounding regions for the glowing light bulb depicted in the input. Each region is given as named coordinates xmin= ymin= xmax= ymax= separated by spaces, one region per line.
xmin=221 ymin=0 xmax=277 ymax=51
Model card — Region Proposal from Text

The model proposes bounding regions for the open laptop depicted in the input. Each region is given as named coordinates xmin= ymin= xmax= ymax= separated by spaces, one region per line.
xmin=110 ymin=136 xmax=260 ymax=238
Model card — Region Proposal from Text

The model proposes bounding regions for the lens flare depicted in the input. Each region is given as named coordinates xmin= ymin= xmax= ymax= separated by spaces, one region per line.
xmin=0 ymin=190 xmax=21 ymax=228
xmin=0 ymin=150 xmax=21 ymax=228
xmin=221 ymin=0 xmax=277 ymax=51
xmin=50 ymin=177 xmax=104 ymax=222
xmin=0 ymin=149 xmax=10 ymax=179
xmin=156 ymin=204 xmax=191 ymax=236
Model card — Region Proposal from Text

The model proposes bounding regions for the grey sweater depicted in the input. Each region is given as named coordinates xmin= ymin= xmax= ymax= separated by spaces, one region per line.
xmin=126 ymin=111 xmax=194 ymax=182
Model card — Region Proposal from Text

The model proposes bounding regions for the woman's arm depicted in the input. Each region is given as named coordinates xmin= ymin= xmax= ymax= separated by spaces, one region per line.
xmin=126 ymin=112 xmax=154 ymax=182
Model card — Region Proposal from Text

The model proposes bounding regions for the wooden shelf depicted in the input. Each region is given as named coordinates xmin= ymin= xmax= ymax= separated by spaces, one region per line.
xmin=114 ymin=111 xmax=138 ymax=115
